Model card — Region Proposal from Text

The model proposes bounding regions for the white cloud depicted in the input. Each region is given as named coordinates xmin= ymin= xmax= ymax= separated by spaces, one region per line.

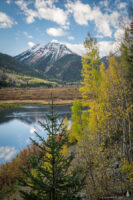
xmin=15 ymin=0 xmax=37 ymax=24
xmin=98 ymin=0 xmax=112 ymax=13
xmin=35 ymin=0 xmax=69 ymax=28
xmin=15 ymin=0 xmax=69 ymax=27
xmin=51 ymin=39 xmax=59 ymax=43
xmin=0 ymin=12 xmax=15 ymax=28
xmin=118 ymin=2 xmax=127 ymax=9
xmin=46 ymin=27 xmax=66 ymax=37
xmin=68 ymin=36 xmax=75 ymax=40
xmin=0 ymin=146 xmax=17 ymax=161
xmin=59 ymin=39 xmax=117 ymax=57
xmin=113 ymin=28 xmax=125 ymax=50
xmin=65 ymin=43 xmax=86 ymax=55
xmin=99 ymin=0 xmax=109 ymax=8
xmin=6 ymin=0 xmax=11 ymax=4
xmin=114 ymin=28 xmax=125 ymax=41
xmin=65 ymin=41 xmax=115 ymax=57
xmin=109 ymin=11 xmax=120 ymax=29
xmin=92 ymin=7 xmax=113 ymax=37
xmin=65 ymin=1 xmax=120 ymax=37
xmin=98 ymin=41 xmax=116 ymax=57
xmin=28 ymin=41 xmax=35 ymax=48
xmin=52 ymin=39 xmax=86 ymax=55
xmin=66 ymin=1 xmax=91 ymax=26
xmin=24 ymin=32 xmax=33 ymax=38
xmin=50 ymin=39 xmax=115 ymax=57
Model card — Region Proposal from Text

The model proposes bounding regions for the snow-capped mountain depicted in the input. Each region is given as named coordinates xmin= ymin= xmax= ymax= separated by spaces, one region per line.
xmin=14 ymin=41 xmax=83 ymax=82
xmin=15 ymin=41 xmax=73 ymax=65
xmin=13 ymin=41 xmax=108 ymax=83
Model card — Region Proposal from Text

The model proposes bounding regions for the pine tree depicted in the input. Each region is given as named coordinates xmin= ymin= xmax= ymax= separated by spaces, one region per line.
xmin=18 ymin=100 xmax=85 ymax=200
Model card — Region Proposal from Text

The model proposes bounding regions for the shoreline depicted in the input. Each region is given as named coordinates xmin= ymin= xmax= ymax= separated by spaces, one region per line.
xmin=0 ymin=99 xmax=74 ymax=106
xmin=0 ymin=87 xmax=81 ymax=108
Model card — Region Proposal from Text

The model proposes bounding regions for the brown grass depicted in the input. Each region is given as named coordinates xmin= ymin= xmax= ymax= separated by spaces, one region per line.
xmin=0 ymin=87 xmax=81 ymax=105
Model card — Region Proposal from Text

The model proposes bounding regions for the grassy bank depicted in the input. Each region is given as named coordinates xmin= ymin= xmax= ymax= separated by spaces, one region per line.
xmin=0 ymin=103 xmax=21 ymax=109
xmin=0 ymin=87 xmax=81 ymax=107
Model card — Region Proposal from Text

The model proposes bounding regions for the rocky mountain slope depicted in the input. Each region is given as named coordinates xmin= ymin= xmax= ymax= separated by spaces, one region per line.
xmin=15 ymin=42 xmax=82 ymax=82
xmin=46 ymin=54 xmax=82 ymax=82
xmin=15 ymin=42 xmax=73 ymax=66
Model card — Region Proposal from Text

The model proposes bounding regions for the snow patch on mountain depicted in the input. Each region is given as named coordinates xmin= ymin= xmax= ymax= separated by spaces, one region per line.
xmin=15 ymin=41 xmax=74 ymax=64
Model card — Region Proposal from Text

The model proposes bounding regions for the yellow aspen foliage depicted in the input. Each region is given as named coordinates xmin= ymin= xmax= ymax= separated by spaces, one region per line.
xmin=61 ymin=145 xmax=68 ymax=156
xmin=70 ymin=100 xmax=88 ymax=142
xmin=80 ymin=34 xmax=101 ymax=107
xmin=120 ymin=158 xmax=133 ymax=185
xmin=71 ymin=32 xmax=133 ymax=198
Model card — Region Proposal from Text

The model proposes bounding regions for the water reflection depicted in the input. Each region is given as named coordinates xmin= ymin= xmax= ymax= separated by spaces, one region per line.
xmin=0 ymin=105 xmax=71 ymax=163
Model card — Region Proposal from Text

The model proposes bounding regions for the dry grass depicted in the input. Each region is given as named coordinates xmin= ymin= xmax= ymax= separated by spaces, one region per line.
xmin=0 ymin=87 xmax=81 ymax=105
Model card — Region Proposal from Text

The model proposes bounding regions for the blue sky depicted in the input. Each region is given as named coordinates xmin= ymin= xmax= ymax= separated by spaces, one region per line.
xmin=0 ymin=0 xmax=129 ymax=57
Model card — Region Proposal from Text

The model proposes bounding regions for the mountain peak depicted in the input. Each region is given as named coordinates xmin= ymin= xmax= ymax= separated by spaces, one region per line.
xmin=15 ymin=41 xmax=73 ymax=64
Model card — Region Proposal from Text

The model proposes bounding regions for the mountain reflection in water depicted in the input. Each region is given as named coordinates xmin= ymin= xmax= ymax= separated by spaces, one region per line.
xmin=0 ymin=105 xmax=71 ymax=164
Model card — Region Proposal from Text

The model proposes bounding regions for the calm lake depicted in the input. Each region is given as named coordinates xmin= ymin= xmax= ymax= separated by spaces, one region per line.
xmin=0 ymin=105 xmax=72 ymax=164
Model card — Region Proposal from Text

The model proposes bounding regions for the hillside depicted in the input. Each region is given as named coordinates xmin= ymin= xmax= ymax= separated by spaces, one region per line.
xmin=0 ymin=53 xmax=42 ymax=77
xmin=0 ymin=53 xmax=57 ymax=87
xmin=15 ymin=42 xmax=82 ymax=83
xmin=46 ymin=54 xmax=82 ymax=82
